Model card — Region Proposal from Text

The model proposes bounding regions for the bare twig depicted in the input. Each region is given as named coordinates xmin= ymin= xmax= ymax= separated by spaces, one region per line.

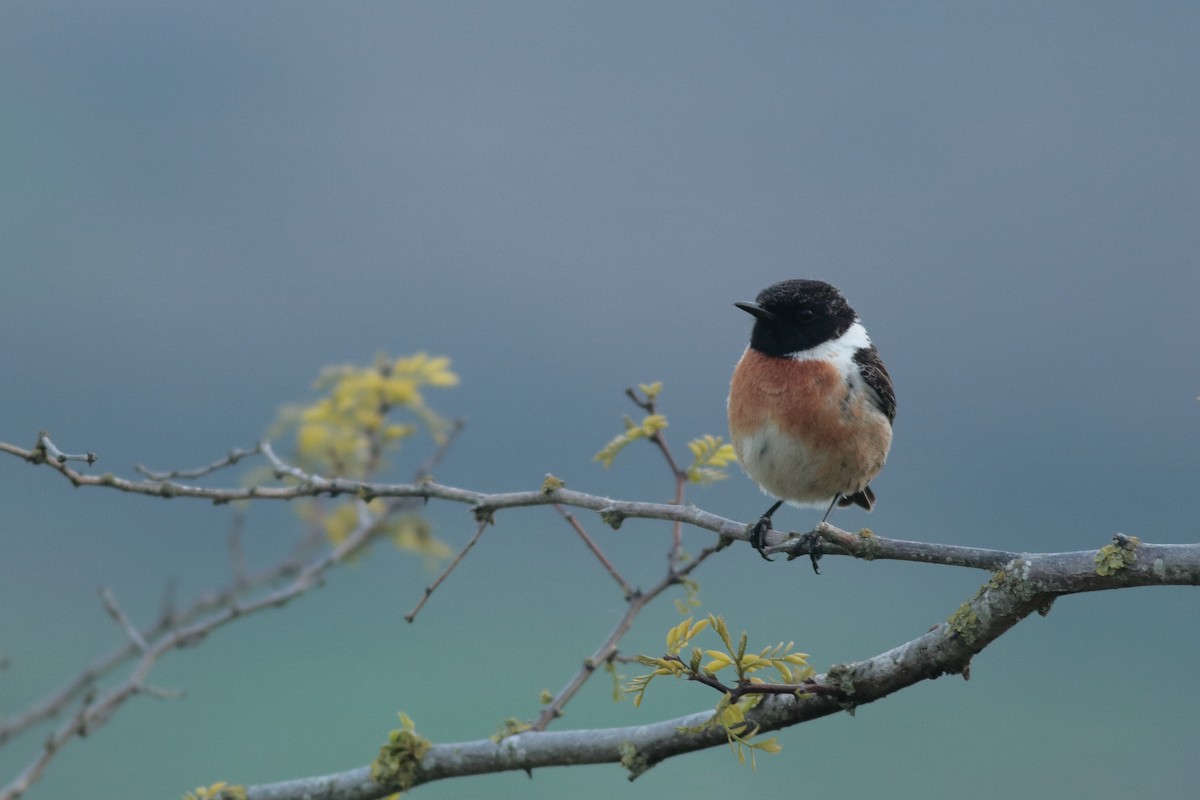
xmin=16 ymin=432 xmax=97 ymax=466
xmin=532 ymin=394 xmax=718 ymax=729
xmin=158 ymin=578 xmax=178 ymax=627
xmin=1 ymin=435 xmax=1022 ymax=571
xmin=0 ymin=500 xmax=391 ymax=800
xmin=404 ymin=518 xmax=491 ymax=623
xmin=0 ymin=513 xmax=331 ymax=748
xmin=99 ymin=588 xmax=148 ymax=652
xmin=412 ymin=418 xmax=464 ymax=481
xmin=554 ymin=504 xmax=633 ymax=597
xmin=259 ymin=440 xmax=331 ymax=487
xmin=138 ymin=684 xmax=186 ymax=701
xmin=0 ymin=693 xmax=94 ymax=800
xmin=621 ymin=388 xmax=689 ymax=568
xmin=136 ymin=444 xmax=261 ymax=481
xmin=1 ymin=427 xmax=465 ymax=796
xmin=532 ymin=540 xmax=724 ymax=731
xmin=228 ymin=510 xmax=249 ymax=588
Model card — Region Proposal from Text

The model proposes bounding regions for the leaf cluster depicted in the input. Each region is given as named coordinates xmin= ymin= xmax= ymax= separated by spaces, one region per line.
xmin=592 ymin=382 xmax=738 ymax=485
xmin=685 ymin=434 xmax=737 ymax=484
xmin=625 ymin=615 xmax=815 ymax=766
xmin=182 ymin=782 xmax=246 ymax=800
xmin=281 ymin=352 xmax=458 ymax=478
xmin=270 ymin=352 xmax=459 ymax=560
xmin=594 ymin=413 xmax=669 ymax=468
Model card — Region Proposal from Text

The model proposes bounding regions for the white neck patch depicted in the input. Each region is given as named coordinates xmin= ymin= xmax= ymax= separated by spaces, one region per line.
xmin=785 ymin=320 xmax=871 ymax=373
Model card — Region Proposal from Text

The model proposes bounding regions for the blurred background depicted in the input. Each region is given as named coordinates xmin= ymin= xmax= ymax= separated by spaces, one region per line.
xmin=2 ymin=2 xmax=1198 ymax=798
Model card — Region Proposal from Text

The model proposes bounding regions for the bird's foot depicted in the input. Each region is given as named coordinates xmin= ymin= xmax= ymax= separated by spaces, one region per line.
xmin=784 ymin=526 xmax=825 ymax=574
xmin=748 ymin=515 xmax=776 ymax=561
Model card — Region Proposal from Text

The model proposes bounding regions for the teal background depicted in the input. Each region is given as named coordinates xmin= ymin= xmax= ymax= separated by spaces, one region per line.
xmin=2 ymin=3 xmax=1199 ymax=798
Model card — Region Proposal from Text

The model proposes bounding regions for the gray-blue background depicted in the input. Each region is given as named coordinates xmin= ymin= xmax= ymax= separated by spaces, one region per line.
xmin=3 ymin=3 xmax=1198 ymax=798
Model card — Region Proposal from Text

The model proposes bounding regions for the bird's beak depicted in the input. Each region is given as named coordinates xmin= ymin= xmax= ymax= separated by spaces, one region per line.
xmin=734 ymin=301 xmax=776 ymax=322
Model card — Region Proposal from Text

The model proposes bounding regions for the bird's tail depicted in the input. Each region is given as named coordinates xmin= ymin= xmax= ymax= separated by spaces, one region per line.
xmin=837 ymin=485 xmax=875 ymax=511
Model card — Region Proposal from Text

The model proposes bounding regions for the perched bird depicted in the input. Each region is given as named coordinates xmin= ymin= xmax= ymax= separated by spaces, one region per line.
xmin=728 ymin=279 xmax=896 ymax=560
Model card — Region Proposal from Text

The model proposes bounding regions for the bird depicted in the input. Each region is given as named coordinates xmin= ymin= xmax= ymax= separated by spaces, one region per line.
xmin=727 ymin=279 xmax=896 ymax=561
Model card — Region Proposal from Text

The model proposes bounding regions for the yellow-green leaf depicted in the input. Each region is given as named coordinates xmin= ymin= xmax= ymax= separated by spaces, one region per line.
xmin=638 ymin=382 xmax=663 ymax=399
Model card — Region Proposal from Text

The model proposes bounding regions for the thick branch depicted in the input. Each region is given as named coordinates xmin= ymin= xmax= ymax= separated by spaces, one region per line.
xmin=5 ymin=435 xmax=1198 ymax=800
xmin=242 ymin=539 xmax=1199 ymax=799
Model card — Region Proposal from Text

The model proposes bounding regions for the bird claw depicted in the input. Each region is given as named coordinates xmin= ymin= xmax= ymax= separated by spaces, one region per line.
xmin=784 ymin=529 xmax=824 ymax=574
xmin=748 ymin=516 xmax=776 ymax=561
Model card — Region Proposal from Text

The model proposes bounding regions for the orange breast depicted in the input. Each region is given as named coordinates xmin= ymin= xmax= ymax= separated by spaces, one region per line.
xmin=729 ymin=349 xmax=847 ymax=444
xmin=728 ymin=348 xmax=892 ymax=503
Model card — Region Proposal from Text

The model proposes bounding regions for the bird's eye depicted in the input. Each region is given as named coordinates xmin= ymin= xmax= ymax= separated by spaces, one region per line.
xmin=797 ymin=308 xmax=815 ymax=323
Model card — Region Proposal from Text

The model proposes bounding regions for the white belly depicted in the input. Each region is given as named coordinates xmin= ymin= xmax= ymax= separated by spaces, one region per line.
xmin=735 ymin=417 xmax=890 ymax=507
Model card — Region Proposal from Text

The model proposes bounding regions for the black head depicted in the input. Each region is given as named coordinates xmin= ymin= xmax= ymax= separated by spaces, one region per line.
xmin=735 ymin=279 xmax=858 ymax=357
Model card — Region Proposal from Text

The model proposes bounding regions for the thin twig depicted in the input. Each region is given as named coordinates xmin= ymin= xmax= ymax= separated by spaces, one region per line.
xmin=26 ymin=432 xmax=96 ymax=466
xmin=228 ymin=509 xmax=248 ymax=588
xmin=0 ymin=426 xmax=459 ymax=786
xmin=158 ymin=579 xmax=178 ymax=628
xmin=0 ymin=531 xmax=315 ymax=746
xmin=138 ymin=684 xmax=185 ymax=701
xmin=99 ymin=589 xmax=148 ymax=652
xmin=623 ymin=387 xmax=654 ymax=413
xmin=532 ymin=539 xmax=724 ymax=731
xmin=659 ymin=455 xmax=687 ymax=571
xmin=0 ymin=693 xmax=93 ymax=800
xmin=554 ymin=504 xmax=633 ymax=597
xmin=413 ymin=418 xmax=465 ymax=481
xmin=533 ymin=387 xmax=707 ymax=728
xmin=1 ymin=501 xmax=391 ymax=800
xmin=259 ymin=440 xmax=331 ymax=487
xmin=658 ymin=654 xmax=843 ymax=700
xmin=135 ymin=444 xmax=261 ymax=481
xmin=404 ymin=518 xmax=491 ymax=623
